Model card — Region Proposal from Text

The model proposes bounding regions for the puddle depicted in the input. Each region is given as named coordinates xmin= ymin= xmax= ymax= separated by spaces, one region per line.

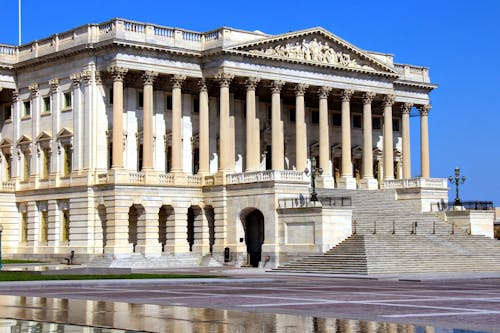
xmin=0 ymin=295 xmax=493 ymax=333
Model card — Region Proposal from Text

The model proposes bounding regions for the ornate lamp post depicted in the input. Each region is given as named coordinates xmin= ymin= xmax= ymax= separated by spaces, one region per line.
xmin=448 ymin=167 xmax=466 ymax=206
xmin=305 ymin=156 xmax=323 ymax=202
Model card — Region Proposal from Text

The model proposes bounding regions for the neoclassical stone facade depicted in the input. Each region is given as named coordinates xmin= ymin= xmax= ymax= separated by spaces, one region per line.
xmin=0 ymin=19 xmax=444 ymax=266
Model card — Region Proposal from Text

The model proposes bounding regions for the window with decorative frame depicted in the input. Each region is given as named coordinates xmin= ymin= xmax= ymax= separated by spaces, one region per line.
xmin=40 ymin=210 xmax=48 ymax=242
xmin=3 ymin=103 xmax=12 ymax=122
xmin=63 ymin=92 xmax=72 ymax=110
xmin=23 ymin=100 xmax=31 ymax=117
xmin=20 ymin=211 xmax=28 ymax=243
xmin=57 ymin=128 xmax=73 ymax=177
xmin=61 ymin=209 xmax=70 ymax=243
xmin=43 ymin=96 xmax=51 ymax=113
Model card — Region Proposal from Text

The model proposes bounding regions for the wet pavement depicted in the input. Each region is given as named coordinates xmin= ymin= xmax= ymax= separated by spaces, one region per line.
xmin=0 ymin=269 xmax=500 ymax=332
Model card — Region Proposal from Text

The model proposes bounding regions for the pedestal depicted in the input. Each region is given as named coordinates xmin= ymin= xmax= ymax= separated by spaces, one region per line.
xmin=338 ymin=176 xmax=357 ymax=189
xmin=359 ymin=177 xmax=379 ymax=190
xmin=316 ymin=175 xmax=335 ymax=189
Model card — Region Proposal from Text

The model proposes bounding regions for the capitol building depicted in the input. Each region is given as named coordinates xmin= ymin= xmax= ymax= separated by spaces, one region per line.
xmin=2 ymin=18 xmax=483 ymax=270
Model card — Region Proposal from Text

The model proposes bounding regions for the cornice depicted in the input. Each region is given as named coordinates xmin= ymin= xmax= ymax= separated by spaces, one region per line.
xmin=394 ymin=80 xmax=438 ymax=91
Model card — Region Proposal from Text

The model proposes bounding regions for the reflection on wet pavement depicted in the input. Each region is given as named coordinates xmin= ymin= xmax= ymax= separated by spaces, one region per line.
xmin=0 ymin=295 xmax=491 ymax=333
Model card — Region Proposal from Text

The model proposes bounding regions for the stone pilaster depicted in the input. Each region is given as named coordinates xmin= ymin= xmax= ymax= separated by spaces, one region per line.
xmin=104 ymin=199 xmax=133 ymax=255
xmin=360 ymin=92 xmax=378 ymax=189
xmin=338 ymin=89 xmax=356 ymax=189
xmin=29 ymin=83 xmax=40 ymax=180
xmin=216 ymin=73 xmax=234 ymax=173
xmin=165 ymin=205 xmax=190 ymax=254
xmin=141 ymin=71 xmax=157 ymax=171
xmin=271 ymin=80 xmax=285 ymax=170
xmin=419 ymin=104 xmax=431 ymax=178
xmin=317 ymin=86 xmax=335 ymax=188
xmin=108 ymin=66 xmax=128 ymax=169
xmin=198 ymin=79 xmax=210 ymax=174
xmin=135 ymin=204 xmax=162 ymax=256
xmin=401 ymin=102 xmax=413 ymax=179
xmin=383 ymin=94 xmax=395 ymax=180
xmin=170 ymin=74 xmax=186 ymax=173
xmin=192 ymin=206 xmax=210 ymax=255
xmin=294 ymin=83 xmax=308 ymax=171
xmin=11 ymin=91 xmax=20 ymax=180
xmin=245 ymin=77 xmax=260 ymax=171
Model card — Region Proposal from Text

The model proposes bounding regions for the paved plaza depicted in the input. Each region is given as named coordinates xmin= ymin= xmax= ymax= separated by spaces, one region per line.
xmin=0 ymin=269 xmax=500 ymax=332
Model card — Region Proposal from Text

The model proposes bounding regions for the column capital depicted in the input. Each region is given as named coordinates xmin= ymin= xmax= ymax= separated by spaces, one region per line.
xmin=28 ymin=83 xmax=39 ymax=98
xmin=142 ymin=71 xmax=158 ymax=85
xmin=214 ymin=73 xmax=234 ymax=88
xmin=382 ymin=94 xmax=395 ymax=107
xmin=49 ymin=78 xmax=59 ymax=93
xmin=245 ymin=77 xmax=260 ymax=91
xmin=362 ymin=92 xmax=376 ymax=105
xmin=70 ymin=73 xmax=82 ymax=88
xmin=318 ymin=86 xmax=332 ymax=99
xmin=107 ymin=66 xmax=128 ymax=81
xmin=401 ymin=102 xmax=413 ymax=114
xmin=270 ymin=80 xmax=285 ymax=94
xmin=341 ymin=89 xmax=354 ymax=102
xmin=418 ymin=104 xmax=431 ymax=116
xmin=81 ymin=71 xmax=92 ymax=86
xmin=294 ymin=83 xmax=309 ymax=96
xmin=198 ymin=79 xmax=208 ymax=92
xmin=171 ymin=74 xmax=186 ymax=89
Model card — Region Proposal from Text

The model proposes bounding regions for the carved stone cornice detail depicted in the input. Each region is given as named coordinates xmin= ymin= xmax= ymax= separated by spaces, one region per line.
xmin=245 ymin=77 xmax=260 ymax=91
xmin=107 ymin=66 xmax=128 ymax=82
xmin=81 ymin=71 xmax=92 ymax=85
xmin=28 ymin=83 xmax=39 ymax=98
xmin=294 ymin=83 xmax=309 ymax=97
xmin=401 ymin=102 xmax=413 ymax=114
xmin=362 ymin=92 xmax=376 ymax=105
xmin=12 ymin=91 xmax=20 ymax=102
xmin=249 ymin=38 xmax=364 ymax=69
xmin=214 ymin=73 xmax=234 ymax=88
xmin=341 ymin=89 xmax=354 ymax=102
xmin=382 ymin=94 xmax=395 ymax=107
xmin=270 ymin=80 xmax=285 ymax=94
xmin=171 ymin=74 xmax=186 ymax=89
xmin=49 ymin=78 xmax=59 ymax=93
xmin=142 ymin=71 xmax=158 ymax=86
xmin=418 ymin=104 xmax=431 ymax=116
xmin=318 ymin=86 xmax=331 ymax=99
xmin=70 ymin=73 xmax=82 ymax=87
xmin=198 ymin=79 xmax=207 ymax=92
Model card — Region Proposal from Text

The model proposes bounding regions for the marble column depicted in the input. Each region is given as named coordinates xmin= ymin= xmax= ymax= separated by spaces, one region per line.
xmin=383 ymin=94 xmax=395 ymax=180
xmin=198 ymin=79 xmax=210 ymax=174
xmin=339 ymin=89 xmax=356 ymax=189
xmin=401 ymin=102 xmax=413 ymax=179
xmin=419 ymin=104 xmax=431 ymax=178
xmin=294 ymin=83 xmax=308 ymax=171
xmin=245 ymin=77 xmax=260 ymax=171
xmin=108 ymin=66 xmax=128 ymax=169
xmin=271 ymin=80 xmax=285 ymax=170
xmin=360 ymin=92 xmax=378 ymax=189
xmin=170 ymin=75 xmax=185 ymax=173
xmin=141 ymin=71 xmax=157 ymax=171
xmin=216 ymin=73 xmax=234 ymax=172
xmin=317 ymin=86 xmax=335 ymax=188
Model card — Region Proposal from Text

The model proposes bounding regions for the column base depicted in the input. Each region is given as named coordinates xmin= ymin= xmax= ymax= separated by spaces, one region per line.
xmin=104 ymin=242 xmax=134 ymax=255
xmin=316 ymin=175 xmax=335 ymax=189
xmin=164 ymin=244 xmax=191 ymax=255
xmin=359 ymin=177 xmax=379 ymax=190
xmin=135 ymin=243 xmax=162 ymax=257
xmin=338 ymin=176 xmax=357 ymax=189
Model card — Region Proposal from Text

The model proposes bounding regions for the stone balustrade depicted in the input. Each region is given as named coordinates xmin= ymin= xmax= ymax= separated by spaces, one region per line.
xmin=382 ymin=177 xmax=447 ymax=189
xmin=226 ymin=170 xmax=308 ymax=185
xmin=393 ymin=64 xmax=431 ymax=83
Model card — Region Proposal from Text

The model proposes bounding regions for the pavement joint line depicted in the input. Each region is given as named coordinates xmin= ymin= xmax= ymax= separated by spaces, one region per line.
xmin=351 ymin=300 xmax=490 ymax=313
xmin=239 ymin=301 xmax=334 ymax=307
xmin=381 ymin=310 xmax=500 ymax=318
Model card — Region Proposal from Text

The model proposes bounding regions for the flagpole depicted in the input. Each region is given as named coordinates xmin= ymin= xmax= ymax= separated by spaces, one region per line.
xmin=18 ymin=0 xmax=21 ymax=45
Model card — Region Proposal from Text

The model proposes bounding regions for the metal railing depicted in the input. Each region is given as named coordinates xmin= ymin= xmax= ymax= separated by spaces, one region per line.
xmin=431 ymin=201 xmax=494 ymax=211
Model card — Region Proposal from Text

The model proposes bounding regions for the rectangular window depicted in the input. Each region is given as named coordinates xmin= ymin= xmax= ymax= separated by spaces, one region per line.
xmin=352 ymin=115 xmax=362 ymax=128
xmin=62 ymin=210 xmax=70 ymax=242
xmin=4 ymin=154 xmax=11 ymax=181
xmin=392 ymin=118 xmax=400 ymax=132
xmin=373 ymin=117 xmax=381 ymax=130
xmin=311 ymin=110 xmax=319 ymax=124
xmin=63 ymin=92 xmax=72 ymax=109
xmin=3 ymin=104 xmax=12 ymax=121
xmin=64 ymin=145 xmax=72 ymax=177
xmin=138 ymin=91 xmax=144 ymax=108
xmin=23 ymin=101 xmax=31 ymax=117
xmin=166 ymin=95 xmax=172 ymax=110
xmin=42 ymin=149 xmax=50 ymax=179
xmin=43 ymin=96 xmax=51 ymax=113
xmin=20 ymin=212 xmax=27 ymax=243
xmin=289 ymin=107 xmax=296 ymax=122
xmin=332 ymin=113 xmax=341 ymax=126
xmin=40 ymin=210 xmax=48 ymax=242
xmin=23 ymin=152 xmax=30 ymax=181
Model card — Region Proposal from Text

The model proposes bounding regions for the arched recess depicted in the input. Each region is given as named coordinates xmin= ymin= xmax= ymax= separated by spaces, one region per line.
xmin=128 ymin=204 xmax=145 ymax=253
xmin=240 ymin=208 xmax=265 ymax=267
xmin=187 ymin=206 xmax=203 ymax=252
xmin=204 ymin=205 xmax=215 ymax=254
xmin=158 ymin=205 xmax=174 ymax=252
xmin=97 ymin=205 xmax=107 ymax=252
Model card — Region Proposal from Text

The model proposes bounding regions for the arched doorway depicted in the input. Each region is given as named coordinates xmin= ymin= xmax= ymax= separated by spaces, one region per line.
xmin=187 ymin=206 xmax=201 ymax=252
xmin=205 ymin=205 xmax=215 ymax=254
xmin=98 ymin=205 xmax=107 ymax=253
xmin=244 ymin=209 xmax=265 ymax=267
xmin=128 ymin=205 xmax=144 ymax=253
xmin=158 ymin=205 xmax=173 ymax=252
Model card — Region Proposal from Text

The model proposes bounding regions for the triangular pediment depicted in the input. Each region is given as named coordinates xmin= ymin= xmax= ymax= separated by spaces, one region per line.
xmin=0 ymin=138 xmax=13 ymax=148
xmin=227 ymin=28 xmax=397 ymax=75
xmin=57 ymin=127 xmax=73 ymax=138
xmin=16 ymin=135 xmax=32 ymax=145
xmin=36 ymin=131 xmax=52 ymax=142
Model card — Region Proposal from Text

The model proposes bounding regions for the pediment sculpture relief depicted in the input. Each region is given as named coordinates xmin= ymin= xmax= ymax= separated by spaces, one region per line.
xmin=248 ymin=38 xmax=374 ymax=70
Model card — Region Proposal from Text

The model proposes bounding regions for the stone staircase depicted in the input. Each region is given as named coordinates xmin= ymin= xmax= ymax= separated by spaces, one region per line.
xmin=87 ymin=253 xmax=203 ymax=268
xmin=273 ymin=189 xmax=500 ymax=274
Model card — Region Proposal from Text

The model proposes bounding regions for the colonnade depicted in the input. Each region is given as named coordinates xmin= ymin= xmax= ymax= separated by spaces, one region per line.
xmin=108 ymin=66 xmax=431 ymax=188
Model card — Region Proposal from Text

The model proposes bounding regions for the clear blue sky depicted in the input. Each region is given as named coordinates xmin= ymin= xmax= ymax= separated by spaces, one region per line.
xmin=1 ymin=0 xmax=499 ymax=205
